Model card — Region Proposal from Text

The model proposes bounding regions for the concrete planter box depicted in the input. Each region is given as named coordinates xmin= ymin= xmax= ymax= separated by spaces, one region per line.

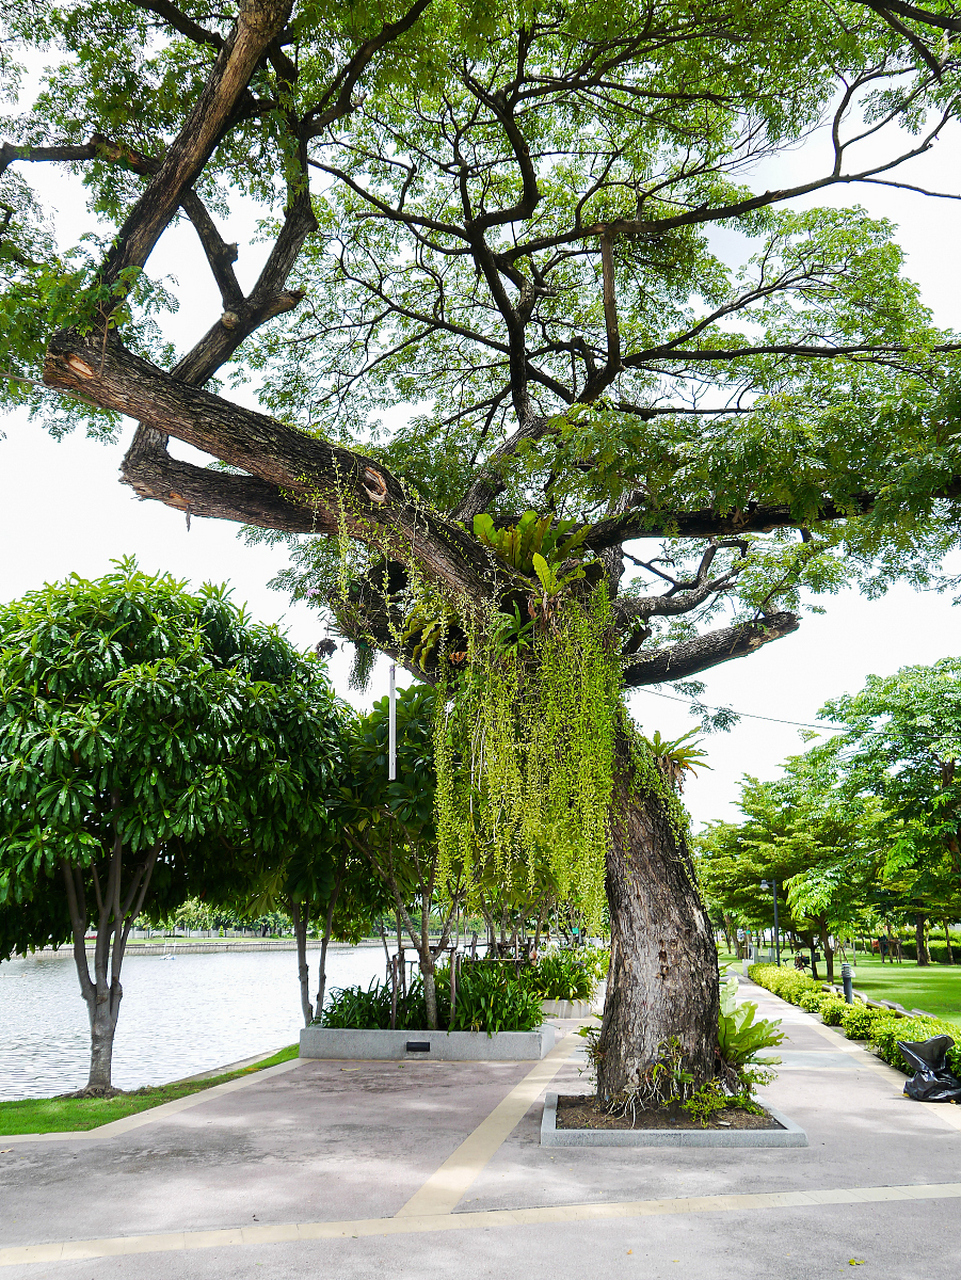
xmin=541 ymin=980 xmax=606 ymax=1019
xmin=540 ymin=1092 xmax=808 ymax=1147
xmin=541 ymin=998 xmax=595 ymax=1018
xmin=300 ymin=1025 xmax=555 ymax=1061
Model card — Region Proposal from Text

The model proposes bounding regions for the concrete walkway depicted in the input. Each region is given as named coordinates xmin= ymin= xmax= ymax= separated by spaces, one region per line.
xmin=2 ymin=980 xmax=960 ymax=1279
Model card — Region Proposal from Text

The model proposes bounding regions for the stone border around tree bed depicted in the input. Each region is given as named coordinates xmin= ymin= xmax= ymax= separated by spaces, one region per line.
xmin=539 ymin=1092 xmax=808 ymax=1147
xmin=299 ymin=1025 xmax=556 ymax=1061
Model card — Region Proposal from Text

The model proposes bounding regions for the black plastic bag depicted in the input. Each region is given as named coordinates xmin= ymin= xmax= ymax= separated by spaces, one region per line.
xmin=898 ymin=1035 xmax=961 ymax=1103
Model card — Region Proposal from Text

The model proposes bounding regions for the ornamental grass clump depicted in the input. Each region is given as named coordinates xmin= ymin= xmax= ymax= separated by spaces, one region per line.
xmin=318 ymin=963 xmax=543 ymax=1036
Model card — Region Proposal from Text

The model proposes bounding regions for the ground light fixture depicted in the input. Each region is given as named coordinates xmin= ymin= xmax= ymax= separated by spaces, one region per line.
xmin=760 ymin=880 xmax=780 ymax=966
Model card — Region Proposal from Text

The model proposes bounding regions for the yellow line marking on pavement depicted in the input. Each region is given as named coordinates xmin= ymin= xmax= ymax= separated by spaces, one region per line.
xmin=395 ymin=1030 xmax=583 ymax=1217
xmin=0 ymin=1059 xmax=306 ymax=1146
xmin=5 ymin=1182 xmax=961 ymax=1266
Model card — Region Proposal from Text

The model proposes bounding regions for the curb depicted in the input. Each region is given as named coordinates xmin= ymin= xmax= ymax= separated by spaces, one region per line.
xmin=539 ymin=1091 xmax=808 ymax=1147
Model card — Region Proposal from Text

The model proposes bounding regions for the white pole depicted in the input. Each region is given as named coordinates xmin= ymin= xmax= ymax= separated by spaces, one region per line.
xmin=388 ymin=663 xmax=397 ymax=781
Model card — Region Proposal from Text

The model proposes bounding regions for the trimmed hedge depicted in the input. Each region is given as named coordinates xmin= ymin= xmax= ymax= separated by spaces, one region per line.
xmin=839 ymin=1002 xmax=885 ymax=1040
xmin=818 ymin=996 xmax=847 ymax=1026
xmin=746 ymin=964 xmax=821 ymax=1003
xmin=748 ymin=963 xmax=961 ymax=1076
xmin=871 ymin=1015 xmax=961 ymax=1077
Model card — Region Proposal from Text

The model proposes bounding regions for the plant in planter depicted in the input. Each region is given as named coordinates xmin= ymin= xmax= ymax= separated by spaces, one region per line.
xmin=317 ymin=962 xmax=543 ymax=1036
xmin=715 ymin=976 xmax=785 ymax=1099
xmin=577 ymin=976 xmax=784 ymax=1125
xmin=525 ymin=951 xmax=597 ymax=1003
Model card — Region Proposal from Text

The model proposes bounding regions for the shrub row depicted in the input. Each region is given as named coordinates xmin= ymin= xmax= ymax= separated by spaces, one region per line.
xmin=892 ymin=942 xmax=960 ymax=965
xmin=747 ymin=964 xmax=961 ymax=1077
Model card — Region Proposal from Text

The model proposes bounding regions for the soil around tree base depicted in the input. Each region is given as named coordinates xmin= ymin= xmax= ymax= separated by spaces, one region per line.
xmin=555 ymin=1093 xmax=785 ymax=1131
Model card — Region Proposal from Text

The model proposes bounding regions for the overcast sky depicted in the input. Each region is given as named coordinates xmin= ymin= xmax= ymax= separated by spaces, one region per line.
xmin=2 ymin=84 xmax=959 ymax=830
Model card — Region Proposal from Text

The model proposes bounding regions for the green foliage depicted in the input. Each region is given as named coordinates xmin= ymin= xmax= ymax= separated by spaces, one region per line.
xmin=717 ymin=976 xmax=785 ymax=1069
xmin=870 ymin=1015 xmax=961 ymax=1078
xmin=472 ymin=511 xmax=589 ymax=578
xmin=319 ymin=963 xmax=543 ymax=1034
xmin=435 ymin=585 xmax=620 ymax=926
xmin=0 ymin=559 xmax=348 ymax=959
xmin=798 ymin=990 xmax=827 ymax=1012
xmin=747 ymin=964 xmax=822 ymax=1003
xmin=524 ymin=950 xmax=596 ymax=1002
xmin=822 ymin=660 xmax=961 ymax=915
xmin=817 ymin=996 xmax=847 ymax=1025
xmin=642 ymin=729 xmax=711 ymax=781
xmin=681 ymin=1078 xmax=731 ymax=1127
xmin=442 ymin=962 xmax=543 ymax=1034
xmin=839 ymin=1001 xmax=884 ymax=1040
xmin=579 ymin=945 xmax=611 ymax=983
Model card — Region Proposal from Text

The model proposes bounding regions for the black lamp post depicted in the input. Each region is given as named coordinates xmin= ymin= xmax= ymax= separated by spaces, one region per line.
xmin=760 ymin=879 xmax=780 ymax=966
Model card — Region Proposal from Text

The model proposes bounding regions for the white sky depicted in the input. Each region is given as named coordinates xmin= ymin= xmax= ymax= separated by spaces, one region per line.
xmin=2 ymin=76 xmax=959 ymax=830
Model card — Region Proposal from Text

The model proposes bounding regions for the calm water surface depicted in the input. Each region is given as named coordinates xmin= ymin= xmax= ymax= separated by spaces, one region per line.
xmin=0 ymin=944 xmax=386 ymax=1100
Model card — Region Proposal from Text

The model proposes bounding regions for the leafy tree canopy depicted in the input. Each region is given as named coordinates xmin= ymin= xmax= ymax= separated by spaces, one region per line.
xmin=0 ymin=558 xmax=347 ymax=1088
xmin=1 ymin=0 xmax=960 ymax=688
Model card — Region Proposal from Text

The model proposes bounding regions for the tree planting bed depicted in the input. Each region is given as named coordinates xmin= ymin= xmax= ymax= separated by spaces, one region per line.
xmin=540 ymin=1092 xmax=808 ymax=1147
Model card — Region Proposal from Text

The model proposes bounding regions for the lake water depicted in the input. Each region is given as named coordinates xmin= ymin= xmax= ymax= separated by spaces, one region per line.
xmin=0 ymin=944 xmax=387 ymax=1101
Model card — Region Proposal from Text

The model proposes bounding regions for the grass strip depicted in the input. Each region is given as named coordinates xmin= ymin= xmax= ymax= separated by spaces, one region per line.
xmin=0 ymin=1044 xmax=298 ymax=1136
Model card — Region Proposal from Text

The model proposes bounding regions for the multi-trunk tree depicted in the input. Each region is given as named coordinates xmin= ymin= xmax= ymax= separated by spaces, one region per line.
xmin=3 ymin=0 xmax=961 ymax=1097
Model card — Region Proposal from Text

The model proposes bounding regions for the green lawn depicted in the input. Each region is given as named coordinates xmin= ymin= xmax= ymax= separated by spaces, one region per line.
xmin=717 ymin=946 xmax=961 ymax=1026
xmin=0 ymin=1044 xmax=299 ymax=1137
xmin=841 ymin=954 xmax=961 ymax=1026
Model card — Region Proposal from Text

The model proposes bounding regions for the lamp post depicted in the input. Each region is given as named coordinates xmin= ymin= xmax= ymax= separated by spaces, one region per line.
xmin=760 ymin=880 xmax=780 ymax=966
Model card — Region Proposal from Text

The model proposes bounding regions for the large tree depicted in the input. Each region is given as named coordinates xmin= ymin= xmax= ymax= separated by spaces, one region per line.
xmin=0 ymin=562 xmax=345 ymax=1093
xmin=823 ymin=658 xmax=961 ymax=963
xmin=3 ymin=0 xmax=961 ymax=1097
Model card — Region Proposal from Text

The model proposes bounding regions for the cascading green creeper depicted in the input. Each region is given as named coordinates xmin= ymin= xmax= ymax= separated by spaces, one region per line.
xmin=434 ymin=583 xmax=620 ymax=926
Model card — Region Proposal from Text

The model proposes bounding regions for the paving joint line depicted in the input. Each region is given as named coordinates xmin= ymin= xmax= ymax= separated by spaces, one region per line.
xmin=395 ymin=1028 xmax=585 ymax=1218
xmin=4 ymin=1181 xmax=961 ymax=1267
xmin=0 ymin=1058 xmax=307 ymax=1146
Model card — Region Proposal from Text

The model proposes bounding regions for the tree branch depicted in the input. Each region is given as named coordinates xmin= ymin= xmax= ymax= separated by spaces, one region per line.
xmin=622 ymin=611 xmax=800 ymax=686
xmin=100 ymin=0 xmax=293 ymax=293
xmin=45 ymin=332 xmax=512 ymax=608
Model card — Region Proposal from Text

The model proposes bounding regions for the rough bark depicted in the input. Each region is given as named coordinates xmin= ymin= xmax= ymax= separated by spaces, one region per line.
xmin=595 ymin=731 xmax=719 ymax=1102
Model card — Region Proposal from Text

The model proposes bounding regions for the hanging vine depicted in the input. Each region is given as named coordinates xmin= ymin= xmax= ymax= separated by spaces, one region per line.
xmin=435 ymin=576 xmax=622 ymax=928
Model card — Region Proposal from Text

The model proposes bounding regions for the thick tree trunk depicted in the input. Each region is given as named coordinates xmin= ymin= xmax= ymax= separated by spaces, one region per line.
xmin=595 ymin=733 xmax=719 ymax=1103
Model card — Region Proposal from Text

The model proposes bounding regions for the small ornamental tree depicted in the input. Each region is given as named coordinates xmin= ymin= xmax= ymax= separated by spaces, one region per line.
xmin=0 ymin=561 xmax=346 ymax=1094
